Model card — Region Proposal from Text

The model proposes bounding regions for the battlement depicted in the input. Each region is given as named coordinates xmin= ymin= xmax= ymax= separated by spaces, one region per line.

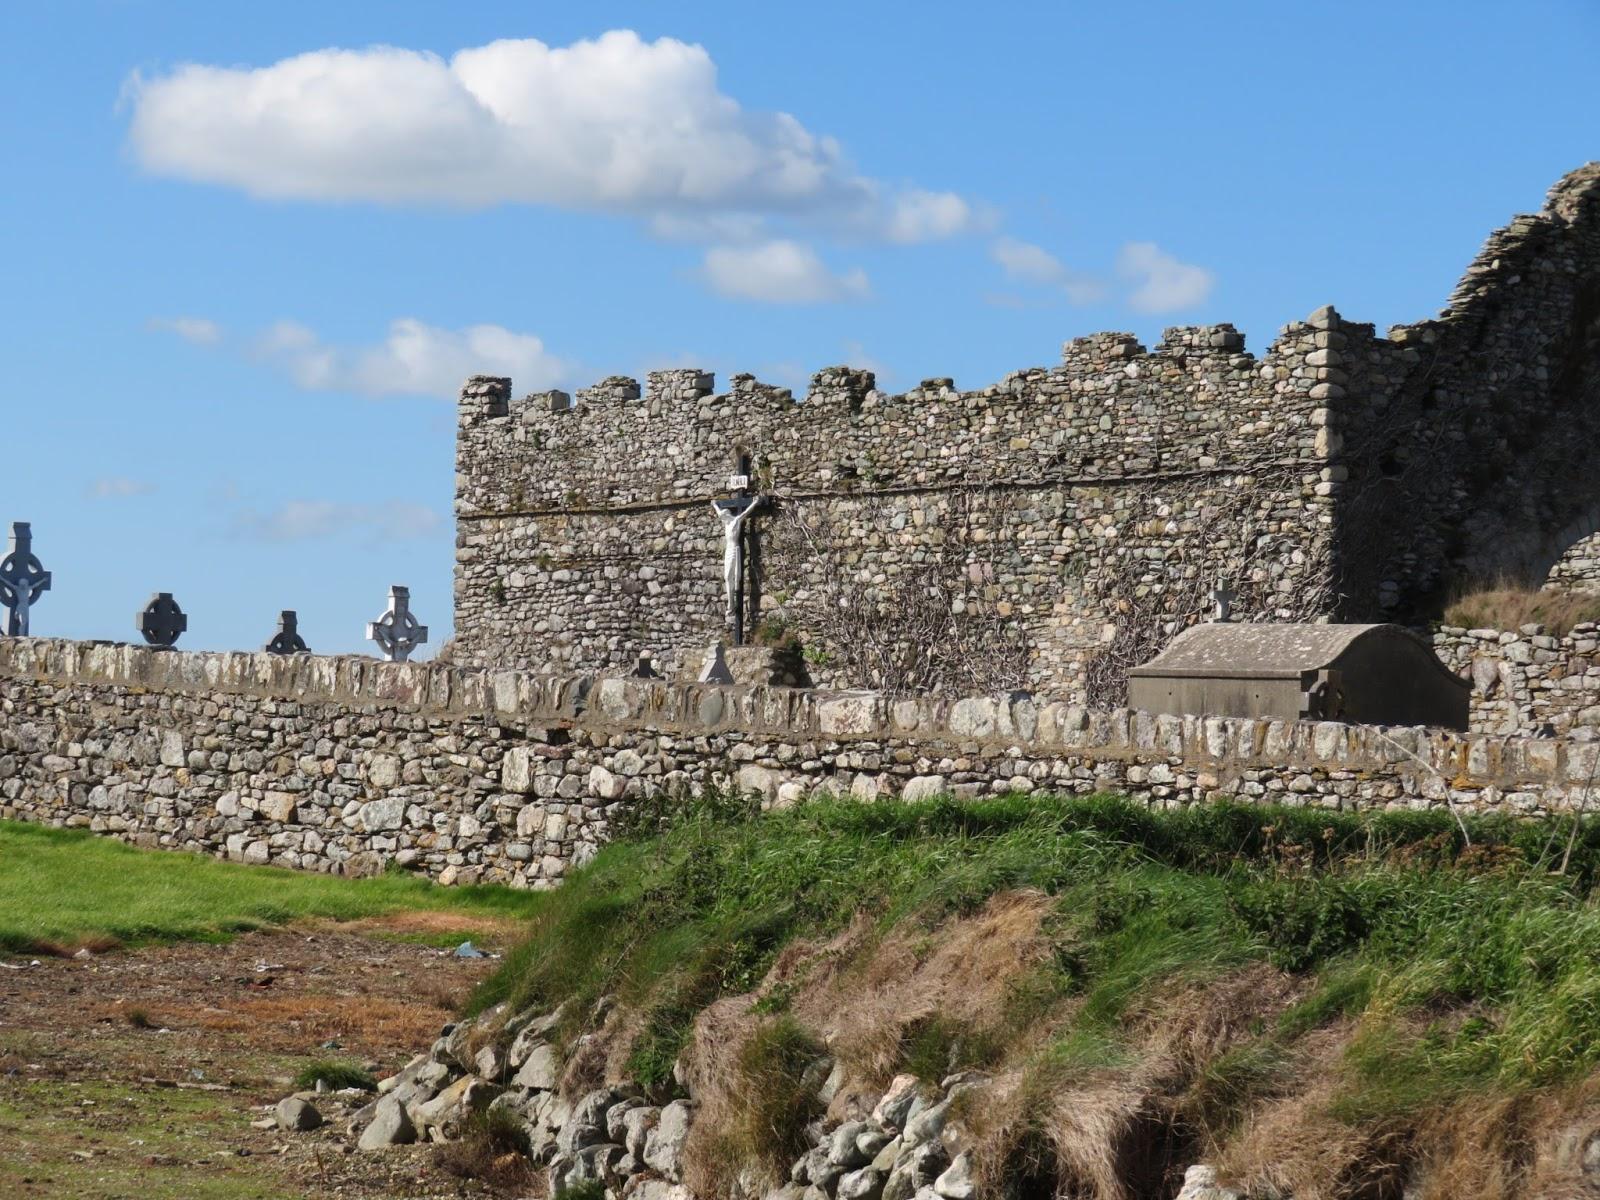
xmin=452 ymin=165 xmax=1600 ymax=695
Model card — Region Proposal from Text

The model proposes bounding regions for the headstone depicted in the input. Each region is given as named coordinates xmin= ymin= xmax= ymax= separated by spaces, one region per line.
xmin=0 ymin=522 xmax=51 ymax=637
xmin=366 ymin=585 xmax=428 ymax=662
xmin=630 ymin=653 xmax=659 ymax=678
xmin=264 ymin=610 xmax=309 ymax=655
xmin=698 ymin=643 xmax=734 ymax=684
xmin=1211 ymin=580 xmax=1237 ymax=623
xmin=136 ymin=593 xmax=187 ymax=649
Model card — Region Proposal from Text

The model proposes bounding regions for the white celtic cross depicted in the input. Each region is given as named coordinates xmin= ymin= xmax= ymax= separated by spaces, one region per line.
xmin=367 ymin=585 xmax=429 ymax=662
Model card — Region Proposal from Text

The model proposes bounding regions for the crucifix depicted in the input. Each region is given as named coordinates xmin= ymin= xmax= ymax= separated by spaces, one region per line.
xmin=1211 ymin=580 xmax=1237 ymax=623
xmin=0 ymin=522 xmax=51 ymax=637
xmin=710 ymin=460 xmax=764 ymax=646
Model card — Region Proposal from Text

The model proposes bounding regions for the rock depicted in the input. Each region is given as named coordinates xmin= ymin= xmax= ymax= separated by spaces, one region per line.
xmin=643 ymin=1099 xmax=694 ymax=1180
xmin=556 ymin=1088 xmax=615 ymax=1156
xmin=819 ymin=1058 xmax=847 ymax=1104
xmin=274 ymin=1096 xmax=324 ymax=1132
xmin=800 ymin=1146 xmax=845 ymax=1191
xmin=900 ymin=775 xmax=946 ymax=803
xmin=870 ymin=1136 xmax=904 ymax=1172
xmin=513 ymin=1042 xmax=560 ymax=1090
xmin=357 ymin=1096 xmax=416 ymax=1149
xmin=622 ymin=1103 xmax=661 ymax=1165
xmin=903 ymin=1100 xmax=949 ymax=1147
xmin=933 ymin=1151 xmax=975 ymax=1199
xmin=416 ymin=1075 xmax=501 ymax=1136
xmin=839 ymin=1166 xmax=888 ymax=1200
xmin=857 ymin=1127 xmax=892 ymax=1160
xmin=829 ymin=1119 xmax=873 ymax=1167
xmin=625 ymin=1181 xmax=695 ymax=1200
xmin=872 ymin=1074 xmax=923 ymax=1130
xmin=885 ymin=1142 xmax=948 ymax=1200
xmin=473 ymin=1043 xmax=504 ymax=1082
xmin=1176 ymin=1164 xmax=1245 ymax=1200
xmin=507 ymin=1005 xmax=566 ymax=1065
xmin=606 ymin=1096 xmax=641 ymax=1143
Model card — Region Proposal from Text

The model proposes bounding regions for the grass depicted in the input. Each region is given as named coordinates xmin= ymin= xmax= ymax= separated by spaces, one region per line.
xmin=291 ymin=1059 xmax=377 ymax=1092
xmin=469 ymin=789 xmax=1600 ymax=1181
xmin=1443 ymin=581 xmax=1600 ymax=634
xmin=0 ymin=820 xmax=544 ymax=954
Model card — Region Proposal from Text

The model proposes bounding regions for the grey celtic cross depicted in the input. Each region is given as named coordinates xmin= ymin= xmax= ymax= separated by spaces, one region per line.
xmin=367 ymin=585 xmax=428 ymax=662
xmin=1211 ymin=580 xmax=1237 ymax=623
xmin=137 ymin=593 xmax=188 ymax=649
xmin=0 ymin=522 xmax=52 ymax=637
xmin=264 ymin=610 xmax=309 ymax=655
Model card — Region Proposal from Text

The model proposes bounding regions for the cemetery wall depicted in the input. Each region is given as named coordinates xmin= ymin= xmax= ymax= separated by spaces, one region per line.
xmin=452 ymin=164 xmax=1600 ymax=701
xmin=1434 ymin=623 xmax=1600 ymax=738
xmin=5 ymin=638 xmax=1600 ymax=889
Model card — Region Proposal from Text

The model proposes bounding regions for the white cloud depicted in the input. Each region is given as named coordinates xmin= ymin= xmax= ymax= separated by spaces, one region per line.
xmin=701 ymin=240 xmax=869 ymax=304
xmin=990 ymin=237 xmax=1105 ymax=304
xmin=87 ymin=477 xmax=156 ymax=498
xmin=1117 ymin=241 xmax=1215 ymax=313
xmin=252 ymin=317 xmax=568 ymax=398
xmin=125 ymin=31 xmax=976 ymax=242
xmin=148 ymin=315 xmax=222 ymax=344
xmin=229 ymin=499 xmax=444 ymax=543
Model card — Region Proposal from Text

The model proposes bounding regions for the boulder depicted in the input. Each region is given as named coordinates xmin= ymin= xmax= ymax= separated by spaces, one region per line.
xmin=839 ymin=1166 xmax=888 ymax=1200
xmin=829 ymin=1119 xmax=873 ymax=1167
xmin=274 ymin=1096 xmax=324 ymax=1132
xmin=513 ymin=1042 xmax=561 ymax=1090
xmin=357 ymin=1096 xmax=416 ymax=1149
xmin=643 ymin=1099 xmax=694 ymax=1180
xmin=872 ymin=1074 xmax=923 ymax=1130
xmin=903 ymin=1100 xmax=949 ymax=1147
xmin=933 ymin=1151 xmax=975 ymax=1199
xmin=415 ymin=1075 xmax=501 ymax=1136
xmin=1175 ymin=1164 xmax=1245 ymax=1200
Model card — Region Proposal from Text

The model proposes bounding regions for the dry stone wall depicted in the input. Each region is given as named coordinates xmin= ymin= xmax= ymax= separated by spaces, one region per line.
xmin=1435 ymin=623 xmax=1600 ymax=737
xmin=454 ymin=165 xmax=1600 ymax=701
xmin=6 ymin=639 xmax=1600 ymax=889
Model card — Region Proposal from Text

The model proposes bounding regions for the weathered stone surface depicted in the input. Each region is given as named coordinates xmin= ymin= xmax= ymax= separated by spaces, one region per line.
xmin=357 ymin=1096 xmax=416 ymax=1149
xmin=274 ymin=1096 xmax=323 ymax=1132
xmin=643 ymin=1099 xmax=694 ymax=1179
xmin=513 ymin=1042 xmax=560 ymax=1090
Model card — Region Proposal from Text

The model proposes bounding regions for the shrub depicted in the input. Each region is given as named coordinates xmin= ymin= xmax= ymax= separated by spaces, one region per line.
xmin=434 ymin=1107 xmax=534 ymax=1193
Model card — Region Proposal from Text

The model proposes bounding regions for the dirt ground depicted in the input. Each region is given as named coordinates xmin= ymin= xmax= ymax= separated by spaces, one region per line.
xmin=0 ymin=916 xmax=525 ymax=1199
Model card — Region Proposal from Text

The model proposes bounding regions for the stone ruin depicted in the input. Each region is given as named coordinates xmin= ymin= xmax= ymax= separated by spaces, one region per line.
xmin=452 ymin=164 xmax=1600 ymax=705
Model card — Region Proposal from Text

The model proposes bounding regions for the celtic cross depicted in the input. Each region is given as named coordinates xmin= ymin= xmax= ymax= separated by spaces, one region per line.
xmin=136 ymin=593 xmax=188 ymax=649
xmin=367 ymin=585 xmax=428 ymax=662
xmin=0 ymin=522 xmax=51 ymax=637
xmin=264 ymin=610 xmax=309 ymax=655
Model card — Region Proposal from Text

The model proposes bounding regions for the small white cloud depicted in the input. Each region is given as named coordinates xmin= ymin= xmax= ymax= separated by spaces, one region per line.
xmin=148 ymin=315 xmax=223 ymax=344
xmin=990 ymin=237 xmax=1105 ymax=305
xmin=87 ymin=477 xmax=156 ymax=498
xmin=701 ymin=240 xmax=869 ymax=304
xmin=124 ymin=32 xmax=974 ymax=244
xmin=252 ymin=317 xmax=568 ymax=398
xmin=1117 ymin=241 xmax=1214 ymax=314
xmin=229 ymin=499 xmax=444 ymax=543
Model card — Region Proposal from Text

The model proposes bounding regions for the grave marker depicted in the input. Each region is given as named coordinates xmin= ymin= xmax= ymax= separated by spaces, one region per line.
xmin=367 ymin=585 xmax=428 ymax=662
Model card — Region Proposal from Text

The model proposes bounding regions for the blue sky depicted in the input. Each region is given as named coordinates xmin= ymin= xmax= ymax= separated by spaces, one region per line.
xmin=2 ymin=1 xmax=1596 ymax=656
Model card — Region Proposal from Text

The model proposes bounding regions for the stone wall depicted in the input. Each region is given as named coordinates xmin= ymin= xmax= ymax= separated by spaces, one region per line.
xmin=1548 ymin=532 xmax=1600 ymax=592
xmin=1435 ymin=623 xmax=1600 ymax=737
xmin=6 ymin=639 xmax=1600 ymax=890
xmin=453 ymin=164 xmax=1600 ymax=700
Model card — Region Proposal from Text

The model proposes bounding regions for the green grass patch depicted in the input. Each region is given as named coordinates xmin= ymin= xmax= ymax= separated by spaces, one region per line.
xmin=291 ymin=1059 xmax=378 ymax=1092
xmin=0 ymin=820 xmax=543 ymax=953
xmin=470 ymin=790 xmax=1600 ymax=1133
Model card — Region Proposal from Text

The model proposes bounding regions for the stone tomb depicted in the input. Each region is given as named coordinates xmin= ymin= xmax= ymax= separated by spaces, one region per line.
xmin=1128 ymin=623 xmax=1470 ymax=730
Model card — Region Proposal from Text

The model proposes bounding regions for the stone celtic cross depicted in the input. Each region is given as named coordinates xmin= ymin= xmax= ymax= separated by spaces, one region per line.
xmin=264 ymin=610 xmax=309 ymax=655
xmin=137 ymin=593 xmax=188 ymax=649
xmin=0 ymin=522 xmax=52 ymax=637
xmin=367 ymin=585 xmax=428 ymax=662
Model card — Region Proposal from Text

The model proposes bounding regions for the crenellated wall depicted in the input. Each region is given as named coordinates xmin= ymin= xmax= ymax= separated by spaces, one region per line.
xmin=5 ymin=638 xmax=1600 ymax=888
xmin=452 ymin=165 xmax=1600 ymax=701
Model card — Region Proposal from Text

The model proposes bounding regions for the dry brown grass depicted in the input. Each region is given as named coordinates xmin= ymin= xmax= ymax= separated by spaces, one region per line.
xmin=195 ymin=993 xmax=456 ymax=1054
xmin=1444 ymin=583 xmax=1600 ymax=636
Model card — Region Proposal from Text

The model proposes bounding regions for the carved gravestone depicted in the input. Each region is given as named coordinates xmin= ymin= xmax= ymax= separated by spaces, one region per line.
xmin=367 ymin=585 xmax=428 ymax=662
xmin=0 ymin=522 xmax=51 ymax=637
xmin=136 ymin=593 xmax=187 ymax=649
xmin=264 ymin=610 xmax=309 ymax=655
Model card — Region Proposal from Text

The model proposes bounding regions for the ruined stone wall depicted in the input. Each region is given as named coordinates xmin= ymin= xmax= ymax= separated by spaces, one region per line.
xmin=1548 ymin=532 xmax=1600 ymax=593
xmin=455 ymin=323 xmax=1343 ymax=700
xmin=1434 ymin=623 xmax=1600 ymax=738
xmin=5 ymin=639 xmax=1600 ymax=890
xmin=1334 ymin=164 xmax=1600 ymax=619
xmin=454 ymin=165 xmax=1600 ymax=697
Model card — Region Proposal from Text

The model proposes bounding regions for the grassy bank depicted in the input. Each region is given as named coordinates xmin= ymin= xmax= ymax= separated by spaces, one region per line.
xmin=0 ymin=820 xmax=542 ymax=953
xmin=471 ymin=791 xmax=1600 ymax=1195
